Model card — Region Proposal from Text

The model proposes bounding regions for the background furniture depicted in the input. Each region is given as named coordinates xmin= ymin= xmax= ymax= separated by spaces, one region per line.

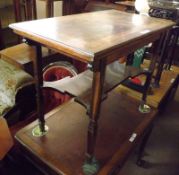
xmin=84 ymin=0 xmax=127 ymax=12
xmin=0 ymin=59 xmax=35 ymax=126
xmin=0 ymin=0 xmax=59 ymax=74
xmin=154 ymin=26 xmax=179 ymax=86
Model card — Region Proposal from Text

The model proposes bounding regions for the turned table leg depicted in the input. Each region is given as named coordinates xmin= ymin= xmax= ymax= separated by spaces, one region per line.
xmin=83 ymin=59 xmax=106 ymax=175
xmin=31 ymin=42 xmax=48 ymax=136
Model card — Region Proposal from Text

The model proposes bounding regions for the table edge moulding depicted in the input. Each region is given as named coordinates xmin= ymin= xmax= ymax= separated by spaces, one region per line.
xmin=9 ymin=10 xmax=175 ymax=62
xmin=9 ymin=10 xmax=175 ymax=175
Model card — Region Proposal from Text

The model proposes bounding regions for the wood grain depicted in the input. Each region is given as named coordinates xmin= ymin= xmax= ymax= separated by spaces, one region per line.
xmin=9 ymin=10 xmax=175 ymax=62
xmin=0 ymin=43 xmax=50 ymax=69
xmin=0 ymin=118 xmax=13 ymax=160
xmin=15 ymin=92 xmax=157 ymax=174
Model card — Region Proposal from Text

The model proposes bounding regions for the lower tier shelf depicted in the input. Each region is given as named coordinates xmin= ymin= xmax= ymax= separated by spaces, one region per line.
xmin=15 ymin=91 xmax=157 ymax=175
xmin=44 ymin=62 xmax=150 ymax=108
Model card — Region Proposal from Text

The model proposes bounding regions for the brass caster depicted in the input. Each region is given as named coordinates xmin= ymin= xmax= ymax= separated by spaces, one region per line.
xmin=32 ymin=124 xmax=49 ymax=137
xmin=83 ymin=157 xmax=100 ymax=175
xmin=139 ymin=104 xmax=151 ymax=113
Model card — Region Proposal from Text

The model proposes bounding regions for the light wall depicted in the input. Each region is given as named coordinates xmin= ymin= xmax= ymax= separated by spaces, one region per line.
xmin=36 ymin=0 xmax=63 ymax=18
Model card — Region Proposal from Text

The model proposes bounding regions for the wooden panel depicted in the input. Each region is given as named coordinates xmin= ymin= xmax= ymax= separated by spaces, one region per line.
xmin=15 ymin=92 xmax=157 ymax=174
xmin=9 ymin=10 xmax=175 ymax=62
xmin=0 ymin=43 xmax=50 ymax=69
xmin=0 ymin=118 xmax=13 ymax=160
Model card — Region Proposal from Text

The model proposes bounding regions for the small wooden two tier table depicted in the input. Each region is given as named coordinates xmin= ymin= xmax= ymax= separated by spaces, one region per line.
xmin=10 ymin=10 xmax=175 ymax=174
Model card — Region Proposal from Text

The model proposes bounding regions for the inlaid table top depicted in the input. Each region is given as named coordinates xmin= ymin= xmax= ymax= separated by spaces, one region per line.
xmin=9 ymin=10 xmax=175 ymax=63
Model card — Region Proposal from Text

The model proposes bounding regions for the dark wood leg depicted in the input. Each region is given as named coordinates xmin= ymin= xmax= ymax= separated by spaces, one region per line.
xmin=136 ymin=123 xmax=154 ymax=167
xmin=13 ymin=0 xmax=22 ymax=22
xmin=142 ymin=73 xmax=152 ymax=102
xmin=153 ymin=30 xmax=172 ymax=87
xmin=32 ymin=43 xmax=47 ymax=136
xmin=166 ymin=27 xmax=179 ymax=70
xmin=32 ymin=0 xmax=37 ymax=19
xmin=83 ymin=60 xmax=106 ymax=175
xmin=139 ymin=73 xmax=152 ymax=113
xmin=149 ymin=36 xmax=163 ymax=74
xmin=62 ymin=0 xmax=74 ymax=15
xmin=46 ymin=0 xmax=53 ymax=18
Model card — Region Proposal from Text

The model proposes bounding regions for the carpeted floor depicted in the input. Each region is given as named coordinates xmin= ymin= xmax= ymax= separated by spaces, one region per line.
xmin=119 ymin=86 xmax=179 ymax=175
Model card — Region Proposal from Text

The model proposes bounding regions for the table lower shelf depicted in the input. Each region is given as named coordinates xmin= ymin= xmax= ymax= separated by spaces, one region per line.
xmin=15 ymin=91 xmax=157 ymax=175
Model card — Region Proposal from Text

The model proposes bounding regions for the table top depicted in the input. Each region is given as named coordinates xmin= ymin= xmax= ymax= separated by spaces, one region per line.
xmin=15 ymin=91 xmax=157 ymax=174
xmin=10 ymin=10 xmax=175 ymax=63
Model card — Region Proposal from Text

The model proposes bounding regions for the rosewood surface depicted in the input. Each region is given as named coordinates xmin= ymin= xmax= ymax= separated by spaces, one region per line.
xmin=15 ymin=92 xmax=157 ymax=175
xmin=9 ymin=10 xmax=175 ymax=62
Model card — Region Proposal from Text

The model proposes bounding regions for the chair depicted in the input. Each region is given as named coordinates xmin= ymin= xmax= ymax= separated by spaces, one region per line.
xmin=38 ymin=0 xmax=88 ymax=16
xmin=122 ymin=48 xmax=152 ymax=113
xmin=0 ymin=59 xmax=35 ymax=126
xmin=152 ymin=26 xmax=179 ymax=86
xmin=0 ymin=0 xmax=54 ymax=72
xmin=164 ymin=26 xmax=179 ymax=70
xmin=13 ymin=0 xmax=37 ymax=21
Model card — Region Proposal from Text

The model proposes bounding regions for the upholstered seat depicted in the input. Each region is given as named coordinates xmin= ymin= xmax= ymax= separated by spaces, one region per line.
xmin=43 ymin=61 xmax=77 ymax=113
xmin=0 ymin=59 xmax=33 ymax=116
